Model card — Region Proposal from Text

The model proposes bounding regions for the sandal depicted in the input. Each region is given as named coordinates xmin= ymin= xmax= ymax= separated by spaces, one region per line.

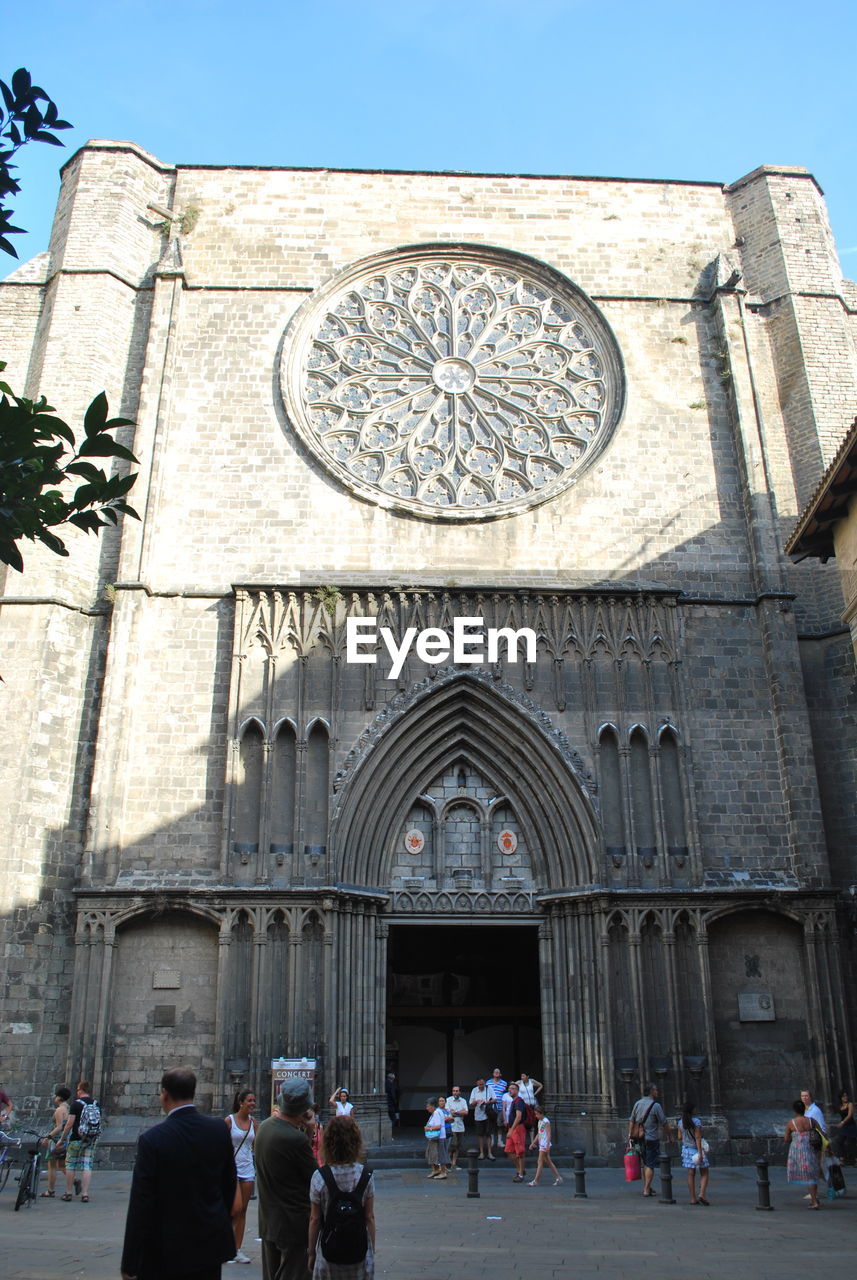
xmin=40 ymin=1190 xmax=55 ymax=1197
xmin=81 ymin=1195 xmax=89 ymax=1202
xmin=60 ymin=1193 xmax=73 ymax=1201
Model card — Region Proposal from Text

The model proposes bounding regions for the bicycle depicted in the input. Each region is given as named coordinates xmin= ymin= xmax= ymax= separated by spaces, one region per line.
xmin=11 ymin=1130 xmax=50 ymax=1210
xmin=0 ymin=1131 xmax=18 ymax=1192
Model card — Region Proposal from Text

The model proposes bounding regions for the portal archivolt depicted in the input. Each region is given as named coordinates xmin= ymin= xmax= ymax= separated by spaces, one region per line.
xmin=331 ymin=672 xmax=600 ymax=890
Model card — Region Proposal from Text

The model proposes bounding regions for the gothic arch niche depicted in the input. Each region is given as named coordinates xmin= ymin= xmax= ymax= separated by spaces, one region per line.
xmin=331 ymin=673 xmax=600 ymax=891
xmin=224 ymin=910 xmax=254 ymax=1069
xmin=107 ymin=910 xmax=219 ymax=1118
xmin=707 ymin=909 xmax=809 ymax=1114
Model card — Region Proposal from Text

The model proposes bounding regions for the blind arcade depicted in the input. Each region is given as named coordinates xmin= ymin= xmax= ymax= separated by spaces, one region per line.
xmin=345 ymin=616 xmax=538 ymax=679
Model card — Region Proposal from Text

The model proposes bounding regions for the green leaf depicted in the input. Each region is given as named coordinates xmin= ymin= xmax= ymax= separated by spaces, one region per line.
xmin=67 ymin=510 xmax=105 ymax=534
xmin=111 ymin=501 xmax=140 ymax=519
xmin=65 ymin=461 xmax=105 ymax=482
xmin=76 ymin=436 xmax=137 ymax=461
xmin=35 ymin=527 xmax=70 ymax=554
xmin=11 ymin=68 xmax=32 ymax=99
xmin=0 ymin=538 xmax=24 ymax=572
xmin=34 ymin=130 xmax=63 ymax=146
xmin=83 ymin=391 xmax=108 ymax=437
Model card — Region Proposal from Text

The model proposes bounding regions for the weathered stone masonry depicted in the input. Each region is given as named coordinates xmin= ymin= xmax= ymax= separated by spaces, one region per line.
xmin=1 ymin=144 xmax=856 ymax=1150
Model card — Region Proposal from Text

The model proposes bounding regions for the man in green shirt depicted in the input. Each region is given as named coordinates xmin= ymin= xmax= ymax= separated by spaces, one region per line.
xmin=254 ymin=1079 xmax=318 ymax=1280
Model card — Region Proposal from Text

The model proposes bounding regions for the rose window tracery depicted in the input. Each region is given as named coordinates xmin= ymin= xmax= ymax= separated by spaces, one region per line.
xmin=280 ymin=246 xmax=625 ymax=519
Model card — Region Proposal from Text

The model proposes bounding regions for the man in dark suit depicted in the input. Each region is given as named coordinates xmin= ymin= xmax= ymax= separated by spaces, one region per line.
xmin=121 ymin=1067 xmax=237 ymax=1280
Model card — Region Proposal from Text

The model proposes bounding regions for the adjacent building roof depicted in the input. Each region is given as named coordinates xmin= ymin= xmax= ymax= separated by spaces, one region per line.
xmin=786 ymin=417 xmax=857 ymax=561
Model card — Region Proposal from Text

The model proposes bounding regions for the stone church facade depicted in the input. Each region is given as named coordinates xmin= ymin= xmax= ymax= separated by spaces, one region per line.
xmin=2 ymin=143 xmax=856 ymax=1149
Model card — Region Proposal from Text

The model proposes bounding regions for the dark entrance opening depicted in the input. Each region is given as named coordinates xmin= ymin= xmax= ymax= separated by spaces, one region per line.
xmin=386 ymin=923 xmax=541 ymax=1124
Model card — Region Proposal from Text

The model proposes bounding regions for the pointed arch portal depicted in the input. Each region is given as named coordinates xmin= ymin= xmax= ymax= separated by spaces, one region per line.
xmin=331 ymin=672 xmax=601 ymax=891
xmin=328 ymin=672 xmax=604 ymax=1118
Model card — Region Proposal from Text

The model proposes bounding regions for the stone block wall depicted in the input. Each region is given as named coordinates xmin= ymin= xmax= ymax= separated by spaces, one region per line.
xmin=1 ymin=146 xmax=856 ymax=1114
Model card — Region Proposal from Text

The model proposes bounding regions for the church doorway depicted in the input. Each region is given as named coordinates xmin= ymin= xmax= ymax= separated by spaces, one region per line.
xmin=386 ymin=923 xmax=542 ymax=1123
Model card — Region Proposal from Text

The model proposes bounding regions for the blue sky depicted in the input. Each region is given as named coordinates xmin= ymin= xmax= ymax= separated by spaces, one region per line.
xmin=3 ymin=0 xmax=856 ymax=277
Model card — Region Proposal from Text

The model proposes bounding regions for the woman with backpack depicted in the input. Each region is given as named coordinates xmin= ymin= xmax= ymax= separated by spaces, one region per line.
xmin=224 ymin=1088 xmax=257 ymax=1264
xmin=308 ymin=1115 xmax=375 ymax=1278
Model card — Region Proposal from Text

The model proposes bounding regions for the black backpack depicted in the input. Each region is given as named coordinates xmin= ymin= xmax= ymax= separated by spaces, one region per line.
xmin=318 ymin=1164 xmax=372 ymax=1265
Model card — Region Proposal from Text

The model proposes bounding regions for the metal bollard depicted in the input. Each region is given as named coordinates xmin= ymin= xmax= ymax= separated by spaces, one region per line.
xmin=658 ymin=1152 xmax=675 ymax=1203
xmin=755 ymin=1158 xmax=774 ymax=1210
xmin=466 ymin=1147 xmax=480 ymax=1198
xmin=573 ymin=1149 xmax=588 ymax=1198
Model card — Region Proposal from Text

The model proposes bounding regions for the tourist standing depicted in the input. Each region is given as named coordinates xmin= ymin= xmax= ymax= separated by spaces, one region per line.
xmin=120 ymin=1067 xmax=237 ymax=1280
xmin=487 ymin=1068 xmax=507 ymax=1155
xmin=255 ymin=1079 xmax=319 ymax=1280
xmin=832 ymin=1088 xmax=857 ymax=1164
xmin=329 ymin=1088 xmax=354 ymax=1118
xmin=503 ymin=1082 xmax=527 ymax=1182
xmin=40 ymin=1085 xmax=71 ymax=1198
xmin=308 ymin=1116 xmax=375 ymax=1279
xmin=785 ymin=1098 xmax=821 ymax=1210
xmin=469 ymin=1077 xmax=493 ymax=1160
xmin=515 ymin=1071 xmax=543 ymax=1138
xmin=225 ymin=1087 xmax=257 ymax=1265
xmin=446 ymin=1086 xmax=469 ymax=1169
xmin=677 ymin=1100 xmax=710 ymax=1205
xmin=384 ymin=1073 xmax=399 ymax=1129
xmin=800 ymin=1088 xmax=826 ymax=1133
xmin=0 ymin=1083 xmax=13 ymax=1127
xmin=424 ymin=1097 xmax=448 ymax=1180
xmin=59 ymin=1080 xmax=100 ymax=1202
xmin=628 ymin=1083 xmax=670 ymax=1198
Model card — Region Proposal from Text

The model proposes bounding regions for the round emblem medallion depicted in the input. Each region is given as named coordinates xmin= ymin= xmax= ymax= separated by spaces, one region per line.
xmin=404 ymin=829 xmax=426 ymax=854
xmin=280 ymin=245 xmax=625 ymax=520
xmin=497 ymin=829 xmax=518 ymax=854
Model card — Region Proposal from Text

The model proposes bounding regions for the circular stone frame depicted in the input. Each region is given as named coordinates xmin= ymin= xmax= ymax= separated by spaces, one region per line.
xmin=280 ymin=243 xmax=625 ymax=521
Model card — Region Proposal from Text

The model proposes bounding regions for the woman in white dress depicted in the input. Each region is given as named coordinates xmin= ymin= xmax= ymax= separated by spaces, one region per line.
xmin=224 ymin=1088 xmax=257 ymax=1264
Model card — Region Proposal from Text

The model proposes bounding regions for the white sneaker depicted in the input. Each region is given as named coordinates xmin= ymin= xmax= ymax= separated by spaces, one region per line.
xmin=235 ymin=1251 xmax=252 ymax=1264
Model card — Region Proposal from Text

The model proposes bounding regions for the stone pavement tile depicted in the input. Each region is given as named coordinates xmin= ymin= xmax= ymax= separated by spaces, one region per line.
xmin=2 ymin=1166 xmax=855 ymax=1279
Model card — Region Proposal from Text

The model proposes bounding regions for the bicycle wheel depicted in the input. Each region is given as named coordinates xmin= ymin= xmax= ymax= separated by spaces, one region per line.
xmin=14 ymin=1160 xmax=33 ymax=1210
xmin=0 ymin=1153 xmax=11 ymax=1192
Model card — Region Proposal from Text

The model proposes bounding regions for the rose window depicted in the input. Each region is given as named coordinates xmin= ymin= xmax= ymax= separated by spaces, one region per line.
xmin=280 ymin=246 xmax=625 ymax=519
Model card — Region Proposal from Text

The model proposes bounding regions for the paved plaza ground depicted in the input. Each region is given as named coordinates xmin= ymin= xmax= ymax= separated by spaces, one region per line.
xmin=2 ymin=1162 xmax=855 ymax=1280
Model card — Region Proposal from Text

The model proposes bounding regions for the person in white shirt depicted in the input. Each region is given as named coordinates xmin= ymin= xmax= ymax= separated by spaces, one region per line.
xmin=445 ymin=1086 xmax=469 ymax=1169
xmin=486 ymin=1068 xmax=507 ymax=1155
xmin=329 ymin=1087 xmax=354 ymax=1118
xmin=515 ymin=1073 xmax=543 ymax=1107
xmin=515 ymin=1072 xmax=543 ymax=1140
xmin=425 ymin=1097 xmax=448 ymax=1180
xmin=469 ymin=1078 xmax=493 ymax=1160
xmin=800 ymin=1089 xmax=826 ymax=1133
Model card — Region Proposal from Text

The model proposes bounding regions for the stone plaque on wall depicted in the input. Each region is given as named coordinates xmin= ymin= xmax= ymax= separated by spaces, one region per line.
xmin=153 ymin=969 xmax=181 ymax=989
xmin=738 ymin=992 xmax=775 ymax=1021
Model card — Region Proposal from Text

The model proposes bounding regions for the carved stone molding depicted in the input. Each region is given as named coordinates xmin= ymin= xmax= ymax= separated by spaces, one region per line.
xmin=388 ymin=888 xmax=537 ymax=914
xmin=332 ymin=664 xmax=595 ymax=802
